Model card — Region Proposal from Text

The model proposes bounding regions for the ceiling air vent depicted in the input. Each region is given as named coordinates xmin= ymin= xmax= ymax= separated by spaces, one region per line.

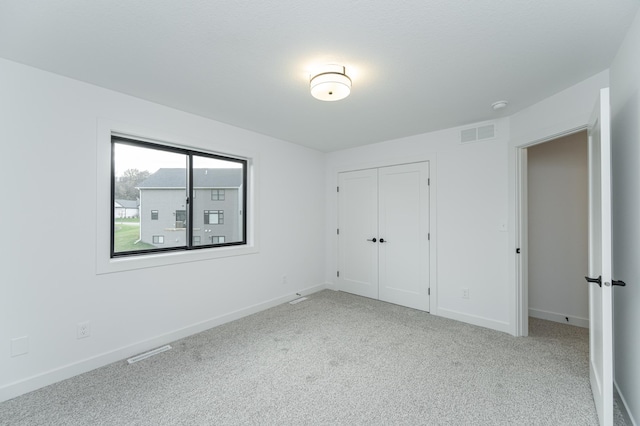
xmin=460 ymin=123 xmax=496 ymax=144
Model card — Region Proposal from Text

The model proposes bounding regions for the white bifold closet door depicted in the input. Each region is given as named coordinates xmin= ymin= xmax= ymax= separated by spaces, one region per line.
xmin=338 ymin=162 xmax=430 ymax=311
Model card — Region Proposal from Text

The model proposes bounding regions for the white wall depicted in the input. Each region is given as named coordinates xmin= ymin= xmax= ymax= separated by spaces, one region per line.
xmin=527 ymin=132 xmax=588 ymax=327
xmin=325 ymin=119 xmax=512 ymax=333
xmin=0 ymin=58 xmax=326 ymax=402
xmin=610 ymin=9 xmax=640 ymax=425
xmin=510 ymin=71 xmax=610 ymax=146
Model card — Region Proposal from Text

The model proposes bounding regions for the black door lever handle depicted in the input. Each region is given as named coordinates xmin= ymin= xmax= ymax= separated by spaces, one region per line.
xmin=585 ymin=276 xmax=602 ymax=287
xmin=366 ymin=238 xmax=377 ymax=243
xmin=612 ymin=280 xmax=626 ymax=287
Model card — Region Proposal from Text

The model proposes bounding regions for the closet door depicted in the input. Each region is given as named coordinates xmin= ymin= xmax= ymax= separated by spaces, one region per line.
xmin=378 ymin=162 xmax=430 ymax=311
xmin=337 ymin=169 xmax=379 ymax=299
xmin=337 ymin=162 xmax=430 ymax=312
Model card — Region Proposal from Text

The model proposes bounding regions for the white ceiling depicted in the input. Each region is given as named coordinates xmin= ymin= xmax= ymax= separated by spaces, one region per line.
xmin=0 ymin=0 xmax=638 ymax=152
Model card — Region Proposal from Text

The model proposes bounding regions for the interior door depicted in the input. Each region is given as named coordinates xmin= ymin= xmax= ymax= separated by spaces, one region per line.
xmin=338 ymin=169 xmax=379 ymax=299
xmin=378 ymin=162 xmax=430 ymax=311
xmin=587 ymin=87 xmax=613 ymax=426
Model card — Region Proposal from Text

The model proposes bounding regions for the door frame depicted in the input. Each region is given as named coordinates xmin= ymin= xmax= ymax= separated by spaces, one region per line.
xmin=513 ymin=125 xmax=587 ymax=336
xmin=332 ymin=154 xmax=438 ymax=314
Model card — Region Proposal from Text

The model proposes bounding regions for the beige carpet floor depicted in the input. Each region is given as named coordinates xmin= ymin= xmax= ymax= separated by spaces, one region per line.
xmin=0 ymin=290 xmax=625 ymax=425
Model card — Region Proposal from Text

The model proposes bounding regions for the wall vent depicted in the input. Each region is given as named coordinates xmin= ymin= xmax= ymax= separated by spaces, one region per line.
xmin=460 ymin=123 xmax=496 ymax=143
xmin=477 ymin=124 xmax=495 ymax=140
xmin=460 ymin=128 xmax=477 ymax=143
xmin=127 ymin=345 xmax=172 ymax=364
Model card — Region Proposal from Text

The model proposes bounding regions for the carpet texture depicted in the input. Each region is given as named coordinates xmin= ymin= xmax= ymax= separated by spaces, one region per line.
xmin=0 ymin=290 xmax=622 ymax=425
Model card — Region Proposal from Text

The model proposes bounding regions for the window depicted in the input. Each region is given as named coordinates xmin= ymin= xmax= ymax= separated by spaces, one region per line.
xmin=204 ymin=210 xmax=224 ymax=225
xmin=175 ymin=210 xmax=186 ymax=228
xmin=211 ymin=189 xmax=225 ymax=201
xmin=111 ymin=136 xmax=247 ymax=257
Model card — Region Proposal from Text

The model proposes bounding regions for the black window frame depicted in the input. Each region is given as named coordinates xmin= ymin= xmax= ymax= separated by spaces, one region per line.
xmin=204 ymin=210 xmax=224 ymax=225
xmin=111 ymin=136 xmax=247 ymax=258
xmin=152 ymin=235 xmax=165 ymax=244
xmin=151 ymin=210 xmax=159 ymax=220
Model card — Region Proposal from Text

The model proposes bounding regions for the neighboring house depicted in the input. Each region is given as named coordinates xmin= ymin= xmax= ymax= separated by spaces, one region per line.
xmin=137 ymin=168 xmax=243 ymax=248
xmin=114 ymin=199 xmax=139 ymax=218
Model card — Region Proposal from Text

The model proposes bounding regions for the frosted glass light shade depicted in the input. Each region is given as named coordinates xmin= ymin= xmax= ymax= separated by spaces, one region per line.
xmin=310 ymin=65 xmax=351 ymax=101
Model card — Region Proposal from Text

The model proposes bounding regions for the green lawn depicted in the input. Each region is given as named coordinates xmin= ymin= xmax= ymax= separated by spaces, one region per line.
xmin=114 ymin=223 xmax=155 ymax=252
xmin=115 ymin=217 xmax=140 ymax=223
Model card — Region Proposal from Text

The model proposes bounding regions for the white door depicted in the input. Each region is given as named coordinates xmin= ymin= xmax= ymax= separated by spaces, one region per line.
xmin=338 ymin=163 xmax=430 ymax=311
xmin=586 ymin=88 xmax=614 ymax=426
xmin=338 ymin=169 xmax=379 ymax=299
xmin=378 ymin=162 xmax=430 ymax=310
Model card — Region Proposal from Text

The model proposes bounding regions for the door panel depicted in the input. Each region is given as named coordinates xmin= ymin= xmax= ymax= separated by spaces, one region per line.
xmin=378 ymin=163 xmax=430 ymax=311
xmin=587 ymin=88 xmax=613 ymax=426
xmin=338 ymin=169 xmax=379 ymax=299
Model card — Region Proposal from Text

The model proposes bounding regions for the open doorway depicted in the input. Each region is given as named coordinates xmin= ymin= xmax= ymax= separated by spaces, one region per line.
xmin=525 ymin=130 xmax=589 ymax=333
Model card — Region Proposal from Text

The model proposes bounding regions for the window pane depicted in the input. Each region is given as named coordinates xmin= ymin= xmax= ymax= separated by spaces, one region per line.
xmin=192 ymin=155 xmax=244 ymax=246
xmin=112 ymin=136 xmax=247 ymax=256
xmin=211 ymin=189 xmax=225 ymax=201
xmin=175 ymin=210 xmax=186 ymax=228
xmin=113 ymin=141 xmax=187 ymax=254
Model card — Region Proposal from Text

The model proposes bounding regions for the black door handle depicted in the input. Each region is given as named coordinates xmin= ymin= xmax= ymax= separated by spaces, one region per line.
xmin=366 ymin=238 xmax=377 ymax=242
xmin=612 ymin=280 xmax=626 ymax=287
xmin=585 ymin=276 xmax=602 ymax=287
xmin=379 ymin=238 xmax=386 ymax=243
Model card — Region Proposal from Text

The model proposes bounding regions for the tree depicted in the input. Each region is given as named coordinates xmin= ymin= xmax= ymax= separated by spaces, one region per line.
xmin=115 ymin=169 xmax=150 ymax=201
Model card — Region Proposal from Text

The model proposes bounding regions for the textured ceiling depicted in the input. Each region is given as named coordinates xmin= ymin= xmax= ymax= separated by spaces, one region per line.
xmin=0 ymin=0 xmax=638 ymax=152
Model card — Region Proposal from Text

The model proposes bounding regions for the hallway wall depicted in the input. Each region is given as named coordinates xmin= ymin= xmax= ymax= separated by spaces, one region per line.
xmin=527 ymin=132 xmax=589 ymax=327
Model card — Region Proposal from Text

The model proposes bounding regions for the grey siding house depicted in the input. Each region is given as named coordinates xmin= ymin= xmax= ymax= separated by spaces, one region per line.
xmin=137 ymin=168 xmax=243 ymax=248
xmin=114 ymin=199 xmax=139 ymax=218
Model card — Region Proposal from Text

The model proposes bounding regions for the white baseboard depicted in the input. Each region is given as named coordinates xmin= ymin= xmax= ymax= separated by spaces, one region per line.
xmin=324 ymin=281 xmax=339 ymax=291
xmin=0 ymin=283 xmax=327 ymax=403
xmin=436 ymin=308 xmax=511 ymax=334
xmin=615 ymin=380 xmax=637 ymax=426
xmin=529 ymin=308 xmax=589 ymax=328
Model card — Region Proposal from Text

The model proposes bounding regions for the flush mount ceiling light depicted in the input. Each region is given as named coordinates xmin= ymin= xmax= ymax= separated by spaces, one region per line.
xmin=491 ymin=100 xmax=509 ymax=111
xmin=310 ymin=65 xmax=351 ymax=101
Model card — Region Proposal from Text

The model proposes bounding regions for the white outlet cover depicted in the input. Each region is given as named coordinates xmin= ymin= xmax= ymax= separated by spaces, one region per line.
xmin=77 ymin=322 xmax=91 ymax=339
xmin=11 ymin=336 xmax=29 ymax=357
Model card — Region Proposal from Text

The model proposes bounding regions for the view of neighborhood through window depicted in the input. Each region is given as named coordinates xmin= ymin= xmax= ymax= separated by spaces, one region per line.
xmin=111 ymin=137 xmax=246 ymax=257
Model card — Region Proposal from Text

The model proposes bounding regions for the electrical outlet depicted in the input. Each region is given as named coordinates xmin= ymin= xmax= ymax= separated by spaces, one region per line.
xmin=282 ymin=275 xmax=288 ymax=285
xmin=77 ymin=321 xmax=91 ymax=339
xmin=462 ymin=288 xmax=470 ymax=299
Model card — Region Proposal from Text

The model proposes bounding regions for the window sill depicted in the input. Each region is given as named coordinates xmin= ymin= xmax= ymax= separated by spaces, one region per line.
xmin=97 ymin=244 xmax=259 ymax=274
